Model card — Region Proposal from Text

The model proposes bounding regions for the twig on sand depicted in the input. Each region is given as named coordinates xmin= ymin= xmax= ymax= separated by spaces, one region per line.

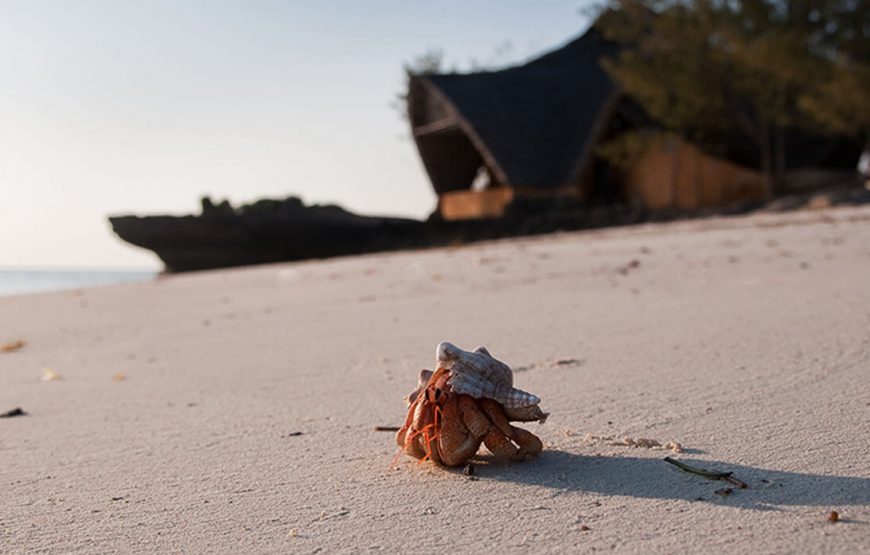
xmin=374 ymin=426 xmax=401 ymax=432
xmin=664 ymin=457 xmax=748 ymax=489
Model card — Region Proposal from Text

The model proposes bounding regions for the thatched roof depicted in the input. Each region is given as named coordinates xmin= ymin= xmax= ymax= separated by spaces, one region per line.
xmin=408 ymin=27 xmax=618 ymax=195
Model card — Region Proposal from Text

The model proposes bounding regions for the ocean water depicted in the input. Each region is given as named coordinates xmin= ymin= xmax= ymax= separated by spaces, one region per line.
xmin=0 ymin=269 xmax=157 ymax=297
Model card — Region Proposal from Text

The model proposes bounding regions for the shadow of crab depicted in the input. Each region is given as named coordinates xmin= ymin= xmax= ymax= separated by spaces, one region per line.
xmin=472 ymin=450 xmax=870 ymax=511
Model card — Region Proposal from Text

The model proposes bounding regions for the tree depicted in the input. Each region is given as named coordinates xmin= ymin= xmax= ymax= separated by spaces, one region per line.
xmin=596 ymin=0 xmax=869 ymax=197
xmin=392 ymin=49 xmax=445 ymax=123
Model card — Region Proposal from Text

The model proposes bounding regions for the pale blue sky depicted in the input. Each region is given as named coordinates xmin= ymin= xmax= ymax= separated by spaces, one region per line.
xmin=1 ymin=1 xmax=592 ymax=269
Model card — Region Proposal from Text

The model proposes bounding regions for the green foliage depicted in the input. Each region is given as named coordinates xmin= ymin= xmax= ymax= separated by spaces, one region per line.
xmin=799 ymin=61 xmax=870 ymax=136
xmin=596 ymin=0 xmax=869 ymax=192
xmin=595 ymin=130 xmax=656 ymax=168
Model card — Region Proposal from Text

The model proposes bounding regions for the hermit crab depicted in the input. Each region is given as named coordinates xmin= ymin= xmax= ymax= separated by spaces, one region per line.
xmin=396 ymin=342 xmax=548 ymax=467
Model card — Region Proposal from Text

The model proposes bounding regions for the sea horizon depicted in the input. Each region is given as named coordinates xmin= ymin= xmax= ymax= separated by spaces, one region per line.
xmin=0 ymin=267 xmax=158 ymax=297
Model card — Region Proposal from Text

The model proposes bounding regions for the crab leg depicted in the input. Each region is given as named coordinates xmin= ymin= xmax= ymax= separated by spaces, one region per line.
xmin=479 ymin=398 xmax=516 ymax=437
xmin=479 ymin=398 xmax=543 ymax=461
xmin=458 ymin=396 xmax=491 ymax=438
xmin=508 ymin=425 xmax=543 ymax=458
xmin=396 ymin=394 xmax=422 ymax=449
xmin=400 ymin=395 xmax=433 ymax=460
xmin=435 ymin=394 xmax=482 ymax=467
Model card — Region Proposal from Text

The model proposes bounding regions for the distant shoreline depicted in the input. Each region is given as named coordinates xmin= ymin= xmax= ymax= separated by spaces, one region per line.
xmin=0 ymin=268 xmax=156 ymax=298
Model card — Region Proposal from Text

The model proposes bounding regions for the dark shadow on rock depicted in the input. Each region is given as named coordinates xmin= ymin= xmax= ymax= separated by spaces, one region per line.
xmin=473 ymin=450 xmax=870 ymax=510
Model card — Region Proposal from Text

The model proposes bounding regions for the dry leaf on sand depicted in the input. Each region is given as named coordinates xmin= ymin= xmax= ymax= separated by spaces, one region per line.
xmin=1 ymin=340 xmax=25 ymax=353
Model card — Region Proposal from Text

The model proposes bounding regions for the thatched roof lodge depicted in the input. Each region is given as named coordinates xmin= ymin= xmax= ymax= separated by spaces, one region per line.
xmin=408 ymin=27 xmax=770 ymax=220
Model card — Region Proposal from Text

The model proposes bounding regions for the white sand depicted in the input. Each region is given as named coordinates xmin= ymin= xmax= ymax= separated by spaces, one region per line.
xmin=2 ymin=206 xmax=869 ymax=554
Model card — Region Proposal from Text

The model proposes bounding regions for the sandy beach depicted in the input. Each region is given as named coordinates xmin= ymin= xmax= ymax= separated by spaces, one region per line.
xmin=2 ymin=206 xmax=869 ymax=554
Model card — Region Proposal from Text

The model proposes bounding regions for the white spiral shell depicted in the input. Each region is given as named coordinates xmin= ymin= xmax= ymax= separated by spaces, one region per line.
xmin=436 ymin=341 xmax=541 ymax=409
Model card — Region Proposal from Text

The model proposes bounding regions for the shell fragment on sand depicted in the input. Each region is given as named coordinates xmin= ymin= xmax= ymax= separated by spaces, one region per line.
xmin=40 ymin=368 xmax=61 ymax=382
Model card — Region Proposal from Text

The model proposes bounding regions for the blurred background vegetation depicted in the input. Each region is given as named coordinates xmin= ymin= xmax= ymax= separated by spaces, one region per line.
xmin=595 ymin=0 xmax=869 ymax=196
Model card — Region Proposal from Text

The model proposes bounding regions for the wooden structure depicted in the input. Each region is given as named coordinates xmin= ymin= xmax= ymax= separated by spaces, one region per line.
xmin=625 ymin=134 xmax=766 ymax=210
xmin=408 ymin=28 xmax=618 ymax=219
xmin=408 ymin=27 xmax=769 ymax=219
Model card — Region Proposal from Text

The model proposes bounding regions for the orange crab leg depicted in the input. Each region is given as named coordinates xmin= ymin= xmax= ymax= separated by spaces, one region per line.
xmin=414 ymin=408 xmax=438 ymax=461
xmin=396 ymin=395 xmax=424 ymax=449
xmin=479 ymin=397 xmax=543 ymax=461
xmin=424 ymin=405 xmax=446 ymax=464
xmin=406 ymin=423 xmax=436 ymax=446
xmin=397 ymin=367 xmax=456 ymax=466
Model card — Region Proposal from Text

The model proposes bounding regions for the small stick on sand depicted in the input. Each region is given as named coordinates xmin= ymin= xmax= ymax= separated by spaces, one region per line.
xmin=723 ymin=475 xmax=749 ymax=489
xmin=374 ymin=426 xmax=401 ymax=432
xmin=664 ymin=457 xmax=748 ymax=489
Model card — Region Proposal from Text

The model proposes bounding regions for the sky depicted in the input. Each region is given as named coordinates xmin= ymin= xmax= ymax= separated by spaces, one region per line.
xmin=0 ymin=1 xmax=593 ymax=269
